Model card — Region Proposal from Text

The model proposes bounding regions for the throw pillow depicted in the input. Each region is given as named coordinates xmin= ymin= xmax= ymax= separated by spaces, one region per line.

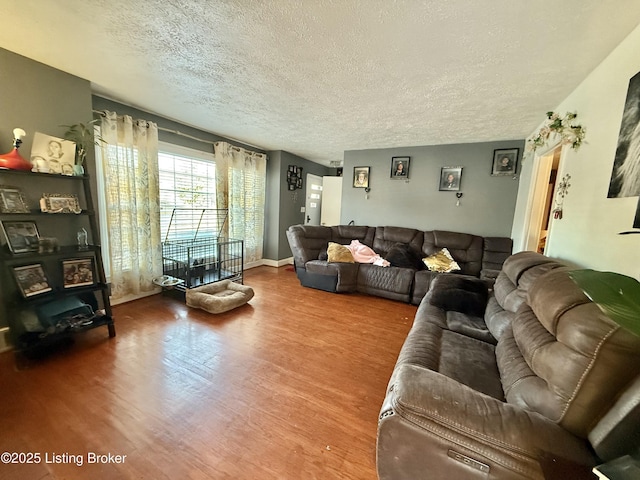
xmin=327 ymin=242 xmax=355 ymax=263
xmin=385 ymin=243 xmax=425 ymax=270
xmin=425 ymin=274 xmax=488 ymax=316
xmin=423 ymin=248 xmax=461 ymax=273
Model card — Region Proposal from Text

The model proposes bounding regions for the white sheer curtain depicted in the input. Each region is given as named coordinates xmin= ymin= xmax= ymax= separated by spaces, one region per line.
xmin=99 ymin=111 xmax=162 ymax=301
xmin=214 ymin=142 xmax=267 ymax=264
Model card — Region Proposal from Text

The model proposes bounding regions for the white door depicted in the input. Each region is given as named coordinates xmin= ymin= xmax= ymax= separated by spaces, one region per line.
xmin=305 ymin=174 xmax=323 ymax=225
xmin=321 ymin=176 xmax=342 ymax=225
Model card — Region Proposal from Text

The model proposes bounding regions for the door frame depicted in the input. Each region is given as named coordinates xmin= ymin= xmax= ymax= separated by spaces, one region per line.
xmin=304 ymin=173 xmax=323 ymax=225
xmin=521 ymin=142 xmax=565 ymax=252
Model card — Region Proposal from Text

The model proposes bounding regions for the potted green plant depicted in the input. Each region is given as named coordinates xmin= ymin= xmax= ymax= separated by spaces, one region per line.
xmin=62 ymin=119 xmax=105 ymax=175
xmin=569 ymin=269 xmax=640 ymax=338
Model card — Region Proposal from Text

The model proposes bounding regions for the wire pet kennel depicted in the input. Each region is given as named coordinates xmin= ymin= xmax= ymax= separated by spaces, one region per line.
xmin=161 ymin=208 xmax=244 ymax=290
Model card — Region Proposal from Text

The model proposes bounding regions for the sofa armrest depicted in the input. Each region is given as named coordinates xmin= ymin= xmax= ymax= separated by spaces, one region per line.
xmin=378 ymin=364 xmax=597 ymax=480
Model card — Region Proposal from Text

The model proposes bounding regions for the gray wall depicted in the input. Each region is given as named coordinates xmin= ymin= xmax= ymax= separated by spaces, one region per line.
xmin=93 ymin=96 xmax=265 ymax=156
xmin=0 ymin=48 xmax=95 ymax=328
xmin=264 ymin=150 xmax=332 ymax=261
xmin=342 ymin=141 xmax=524 ymax=237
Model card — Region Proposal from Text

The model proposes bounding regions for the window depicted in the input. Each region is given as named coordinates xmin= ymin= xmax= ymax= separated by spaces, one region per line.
xmin=158 ymin=143 xmax=217 ymax=241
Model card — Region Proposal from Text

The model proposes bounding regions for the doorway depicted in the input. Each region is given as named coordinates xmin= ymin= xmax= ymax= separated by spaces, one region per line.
xmin=305 ymin=173 xmax=323 ymax=225
xmin=523 ymin=147 xmax=562 ymax=253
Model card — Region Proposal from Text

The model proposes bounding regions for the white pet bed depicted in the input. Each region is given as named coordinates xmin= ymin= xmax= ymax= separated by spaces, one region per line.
xmin=185 ymin=280 xmax=254 ymax=314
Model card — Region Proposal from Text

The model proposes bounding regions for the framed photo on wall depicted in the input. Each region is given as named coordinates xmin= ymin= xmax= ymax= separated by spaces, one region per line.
xmin=439 ymin=166 xmax=462 ymax=191
xmin=62 ymin=258 xmax=96 ymax=288
xmin=491 ymin=148 xmax=519 ymax=176
xmin=353 ymin=166 xmax=370 ymax=188
xmin=390 ymin=156 xmax=410 ymax=179
xmin=12 ymin=263 xmax=52 ymax=297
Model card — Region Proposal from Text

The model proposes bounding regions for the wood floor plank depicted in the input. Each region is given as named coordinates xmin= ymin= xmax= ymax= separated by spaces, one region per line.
xmin=0 ymin=266 xmax=416 ymax=480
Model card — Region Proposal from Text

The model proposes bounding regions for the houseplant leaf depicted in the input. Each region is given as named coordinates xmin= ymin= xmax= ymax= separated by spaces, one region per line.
xmin=569 ymin=269 xmax=640 ymax=338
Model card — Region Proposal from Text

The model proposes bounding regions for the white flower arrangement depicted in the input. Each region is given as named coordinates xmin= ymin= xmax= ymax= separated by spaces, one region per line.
xmin=527 ymin=111 xmax=586 ymax=152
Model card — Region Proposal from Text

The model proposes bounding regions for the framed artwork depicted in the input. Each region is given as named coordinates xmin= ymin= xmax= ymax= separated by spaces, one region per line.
xmin=439 ymin=166 xmax=463 ymax=191
xmin=353 ymin=166 xmax=370 ymax=188
xmin=286 ymin=165 xmax=303 ymax=191
xmin=491 ymin=148 xmax=519 ymax=176
xmin=0 ymin=185 xmax=30 ymax=213
xmin=1 ymin=220 xmax=40 ymax=253
xmin=12 ymin=263 xmax=52 ymax=297
xmin=390 ymin=156 xmax=410 ymax=179
xmin=62 ymin=258 xmax=96 ymax=288
xmin=30 ymin=132 xmax=76 ymax=175
xmin=39 ymin=193 xmax=82 ymax=214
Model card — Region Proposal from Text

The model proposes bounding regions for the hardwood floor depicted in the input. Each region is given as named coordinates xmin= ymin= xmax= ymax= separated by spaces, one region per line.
xmin=0 ymin=266 xmax=416 ymax=480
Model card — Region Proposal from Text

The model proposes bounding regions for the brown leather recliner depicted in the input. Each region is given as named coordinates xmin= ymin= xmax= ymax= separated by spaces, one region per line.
xmin=377 ymin=252 xmax=640 ymax=479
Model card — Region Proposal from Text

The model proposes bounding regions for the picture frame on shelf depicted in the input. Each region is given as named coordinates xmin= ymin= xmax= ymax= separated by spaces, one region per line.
xmin=30 ymin=132 xmax=76 ymax=175
xmin=12 ymin=263 xmax=52 ymax=297
xmin=1 ymin=220 xmax=40 ymax=253
xmin=390 ymin=156 xmax=410 ymax=179
xmin=0 ymin=185 xmax=30 ymax=213
xmin=439 ymin=166 xmax=463 ymax=191
xmin=491 ymin=148 xmax=519 ymax=176
xmin=62 ymin=258 xmax=96 ymax=289
xmin=40 ymin=193 xmax=82 ymax=214
xmin=353 ymin=166 xmax=370 ymax=188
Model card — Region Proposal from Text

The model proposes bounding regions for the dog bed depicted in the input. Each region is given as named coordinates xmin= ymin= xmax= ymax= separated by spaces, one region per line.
xmin=185 ymin=280 xmax=254 ymax=314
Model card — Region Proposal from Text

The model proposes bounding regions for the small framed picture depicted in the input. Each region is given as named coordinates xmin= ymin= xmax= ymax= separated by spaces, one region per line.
xmin=390 ymin=156 xmax=410 ymax=179
xmin=40 ymin=193 xmax=82 ymax=214
xmin=13 ymin=263 xmax=52 ymax=297
xmin=0 ymin=185 xmax=30 ymax=213
xmin=439 ymin=166 xmax=463 ymax=191
xmin=1 ymin=220 xmax=40 ymax=253
xmin=491 ymin=148 xmax=519 ymax=176
xmin=62 ymin=258 xmax=96 ymax=288
xmin=30 ymin=132 xmax=76 ymax=175
xmin=353 ymin=166 xmax=370 ymax=188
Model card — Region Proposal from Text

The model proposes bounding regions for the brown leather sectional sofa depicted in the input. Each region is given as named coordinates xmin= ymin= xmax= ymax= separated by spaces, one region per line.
xmin=377 ymin=251 xmax=640 ymax=479
xmin=285 ymin=224 xmax=513 ymax=304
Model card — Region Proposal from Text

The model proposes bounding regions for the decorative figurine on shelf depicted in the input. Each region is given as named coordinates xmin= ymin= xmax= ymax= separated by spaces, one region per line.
xmin=0 ymin=128 xmax=32 ymax=171
xmin=38 ymin=237 xmax=60 ymax=254
xmin=77 ymin=227 xmax=89 ymax=250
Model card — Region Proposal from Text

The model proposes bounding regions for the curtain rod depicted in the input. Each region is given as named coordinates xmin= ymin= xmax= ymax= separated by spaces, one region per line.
xmin=92 ymin=109 xmax=264 ymax=152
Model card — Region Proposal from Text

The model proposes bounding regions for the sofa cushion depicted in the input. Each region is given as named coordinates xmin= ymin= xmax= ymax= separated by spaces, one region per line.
xmin=372 ymin=226 xmax=423 ymax=257
xmin=286 ymin=224 xmax=332 ymax=267
xmin=330 ymin=225 xmax=375 ymax=246
xmin=327 ymin=242 xmax=354 ymax=263
xmin=385 ymin=243 xmax=424 ymax=269
xmin=498 ymin=269 xmax=640 ymax=437
xmin=304 ymin=260 xmax=359 ymax=292
xmin=356 ymin=264 xmax=414 ymax=302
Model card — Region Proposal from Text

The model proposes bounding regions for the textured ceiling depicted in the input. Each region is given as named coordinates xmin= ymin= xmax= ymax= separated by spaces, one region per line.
xmin=2 ymin=1 xmax=640 ymax=165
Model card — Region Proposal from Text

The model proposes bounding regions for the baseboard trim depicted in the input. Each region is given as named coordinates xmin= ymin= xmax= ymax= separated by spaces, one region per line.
xmin=247 ymin=258 xmax=293 ymax=269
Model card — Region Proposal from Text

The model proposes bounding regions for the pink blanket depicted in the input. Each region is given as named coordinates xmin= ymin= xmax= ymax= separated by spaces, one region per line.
xmin=346 ymin=240 xmax=390 ymax=267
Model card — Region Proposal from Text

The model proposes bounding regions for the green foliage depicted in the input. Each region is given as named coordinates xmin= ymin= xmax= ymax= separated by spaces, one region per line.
xmin=61 ymin=119 xmax=105 ymax=165
xmin=569 ymin=269 xmax=640 ymax=338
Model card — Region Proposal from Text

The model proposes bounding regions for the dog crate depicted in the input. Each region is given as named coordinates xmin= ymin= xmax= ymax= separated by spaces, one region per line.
xmin=161 ymin=208 xmax=244 ymax=290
